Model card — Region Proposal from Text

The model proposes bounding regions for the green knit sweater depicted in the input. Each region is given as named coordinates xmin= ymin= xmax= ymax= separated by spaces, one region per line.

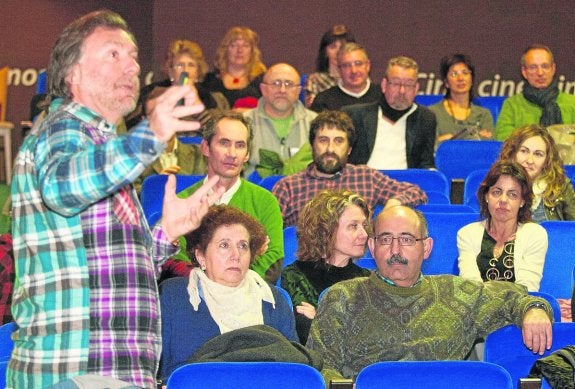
xmin=307 ymin=272 xmax=551 ymax=383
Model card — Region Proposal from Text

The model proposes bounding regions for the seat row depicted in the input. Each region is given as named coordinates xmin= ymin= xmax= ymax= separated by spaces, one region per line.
xmin=283 ymin=219 xmax=575 ymax=301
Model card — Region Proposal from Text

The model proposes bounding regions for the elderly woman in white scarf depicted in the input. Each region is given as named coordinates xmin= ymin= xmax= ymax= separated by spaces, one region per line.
xmin=159 ymin=205 xmax=297 ymax=381
xmin=499 ymin=124 xmax=575 ymax=222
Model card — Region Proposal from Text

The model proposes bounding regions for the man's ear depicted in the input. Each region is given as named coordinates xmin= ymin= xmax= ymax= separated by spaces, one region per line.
xmin=422 ymin=237 xmax=434 ymax=260
xmin=200 ymin=139 xmax=210 ymax=157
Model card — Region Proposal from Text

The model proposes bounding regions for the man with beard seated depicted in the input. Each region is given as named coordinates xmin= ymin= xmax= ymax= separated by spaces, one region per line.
xmin=272 ymin=110 xmax=427 ymax=226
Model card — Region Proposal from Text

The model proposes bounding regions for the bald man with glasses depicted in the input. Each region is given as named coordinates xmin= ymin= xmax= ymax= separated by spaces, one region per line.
xmin=308 ymin=205 xmax=553 ymax=384
xmin=243 ymin=63 xmax=317 ymax=177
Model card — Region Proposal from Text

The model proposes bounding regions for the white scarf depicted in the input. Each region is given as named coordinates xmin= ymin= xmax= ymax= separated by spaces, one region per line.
xmin=531 ymin=178 xmax=548 ymax=211
xmin=187 ymin=268 xmax=276 ymax=334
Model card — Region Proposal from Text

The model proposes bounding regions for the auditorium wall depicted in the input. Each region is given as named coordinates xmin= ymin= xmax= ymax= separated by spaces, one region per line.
xmin=3 ymin=0 xmax=575 ymax=152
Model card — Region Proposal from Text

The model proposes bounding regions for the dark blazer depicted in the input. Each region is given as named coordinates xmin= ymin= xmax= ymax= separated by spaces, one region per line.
xmin=343 ymin=102 xmax=436 ymax=168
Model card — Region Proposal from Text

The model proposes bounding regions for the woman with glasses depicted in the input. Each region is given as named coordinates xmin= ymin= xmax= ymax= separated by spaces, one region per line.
xmin=202 ymin=26 xmax=266 ymax=109
xmin=457 ymin=160 xmax=548 ymax=292
xmin=304 ymin=24 xmax=356 ymax=107
xmin=280 ymin=189 xmax=371 ymax=343
xmin=429 ymin=53 xmax=494 ymax=148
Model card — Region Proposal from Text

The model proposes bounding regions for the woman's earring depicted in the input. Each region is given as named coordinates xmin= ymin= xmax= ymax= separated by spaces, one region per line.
xmin=200 ymin=264 xmax=206 ymax=271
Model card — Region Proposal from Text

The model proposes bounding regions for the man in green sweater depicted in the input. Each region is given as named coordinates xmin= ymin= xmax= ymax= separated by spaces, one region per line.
xmin=495 ymin=44 xmax=575 ymax=140
xmin=307 ymin=205 xmax=553 ymax=384
xmin=178 ymin=110 xmax=284 ymax=284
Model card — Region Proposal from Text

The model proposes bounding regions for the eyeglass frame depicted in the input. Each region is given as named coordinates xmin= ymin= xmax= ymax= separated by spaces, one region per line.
xmin=262 ymin=80 xmax=301 ymax=90
xmin=339 ymin=60 xmax=369 ymax=71
xmin=373 ymin=233 xmax=428 ymax=247
xmin=522 ymin=63 xmax=554 ymax=74
xmin=385 ymin=78 xmax=418 ymax=91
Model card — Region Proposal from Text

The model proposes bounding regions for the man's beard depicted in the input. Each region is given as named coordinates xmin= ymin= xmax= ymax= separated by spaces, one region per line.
xmin=314 ymin=152 xmax=346 ymax=174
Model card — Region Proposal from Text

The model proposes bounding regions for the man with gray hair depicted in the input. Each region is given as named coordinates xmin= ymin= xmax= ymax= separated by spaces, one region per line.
xmin=343 ymin=55 xmax=436 ymax=169
xmin=310 ymin=43 xmax=380 ymax=112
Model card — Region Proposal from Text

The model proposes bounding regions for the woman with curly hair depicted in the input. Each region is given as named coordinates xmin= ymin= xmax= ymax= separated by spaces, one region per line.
xmin=499 ymin=124 xmax=575 ymax=221
xmin=202 ymin=26 xmax=266 ymax=108
xmin=281 ymin=189 xmax=371 ymax=342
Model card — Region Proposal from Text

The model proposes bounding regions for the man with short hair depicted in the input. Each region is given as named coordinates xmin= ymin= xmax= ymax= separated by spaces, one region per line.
xmin=310 ymin=43 xmax=380 ymax=112
xmin=9 ymin=10 xmax=223 ymax=388
xmin=272 ymin=110 xmax=427 ymax=226
xmin=244 ymin=63 xmax=317 ymax=177
xmin=307 ymin=205 xmax=553 ymax=383
xmin=343 ymin=56 xmax=436 ymax=169
xmin=496 ymin=44 xmax=575 ymax=140
xmin=178 ymin=110 xmax=284 ymax=283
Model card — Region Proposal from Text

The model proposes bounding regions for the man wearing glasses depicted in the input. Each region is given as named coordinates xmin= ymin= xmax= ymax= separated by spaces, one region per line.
xmin=343 ymin=55 xmax=436 ymax=170
xmin=244 ymin=63 xmax=317 ymax=177
xmin=310 ymin=43 xmax=381 ymax=112
xmin=307 ymin=205 xmax=553 ymax=384
xmin=496 ymin=44 xmax=575 ymax=140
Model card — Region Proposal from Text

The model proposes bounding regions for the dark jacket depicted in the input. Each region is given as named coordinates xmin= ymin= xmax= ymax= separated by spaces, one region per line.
xmin=343 ymin=102 xmax=436 ymax=168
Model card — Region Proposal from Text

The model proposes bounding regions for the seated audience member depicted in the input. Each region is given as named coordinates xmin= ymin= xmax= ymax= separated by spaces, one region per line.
xmin=244 ymin=63 xmax=317 ymax=177
xmin=202 ymin=26 xmax=266 ymax=108
xmin=178 ymin=111 xmax=284 ymax=284
xmin=305 ymin=24 xmax=356 ymax=107
xmin=499 ymin=124 xmax=575 ymax=222
xmin=272 ymin=110 xmax=427 ymax=226
xmin=281 ymin=189 xmax=371 ymax=342
xmin=457 ymin=160 xmax=547 ymax=292
xmin=127 ymin=39 xmax=229 ymax=130
xmin=496 ymin=44 xmax=575 ymax=140
xmin=307 ymin=205 xmax=553 ymax=383
xmin=429 ymin=53 xmax=493 ymax=148
xmin=159 ymin=205 xmax=297 ymax=381
xmin=343 ymin=56 xmax=436 ymax=169
xmin=310 ymin=43 xmax=380 ymax=112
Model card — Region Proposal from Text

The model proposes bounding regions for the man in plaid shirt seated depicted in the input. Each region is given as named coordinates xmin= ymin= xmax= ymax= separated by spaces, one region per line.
xmin=272 ymin=110 xmax=427 ymax=226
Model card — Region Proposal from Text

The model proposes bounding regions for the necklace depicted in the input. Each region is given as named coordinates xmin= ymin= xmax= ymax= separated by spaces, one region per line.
xmin=445 ymin=98 xmax=470 ymax=122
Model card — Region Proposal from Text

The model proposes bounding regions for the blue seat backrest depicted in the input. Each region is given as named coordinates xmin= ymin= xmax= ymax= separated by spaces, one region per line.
xmin=539 ymin=221 xmax=575 ymax=298
xmin=140 ymin=174 xmax=205 ymax=226
xmin=435 ymin=140 xmax=502 ymax=182
xmin=463 ymin=169 xmax=489 ymax=211
xmin=382 ymin=169 xmax=450 ymax=199
xmin=0 ymin=321 xmax=15 ymax=361
xmin=414 ymin=94 xmax=443 ymax=106
xmin=473 ymin=96 xmax=506 ymax=123
xmin=485 ymin=323 xmax=575 ymax=389
xmin=355 ymin=360 xmax=512 ymax=389
xmin=177 ymin=136 xmax=202 ymax=145
xmin=282 ymin=226 xmax=297 ymax=268
xmin=167 ymin=361 xmax=325 ymax=389
xmin=422 ymin=212 xmax=479 ymax=275
xmin=416 ymin=204 xmax=478 ymax=214
xmin=258 ymin=175 xmax=284 ymax=192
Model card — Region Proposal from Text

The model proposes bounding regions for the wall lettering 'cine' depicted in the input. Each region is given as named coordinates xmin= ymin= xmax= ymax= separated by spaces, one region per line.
xmin=418 ymin=72 xmax=575 ymax=97
xmin=9 ymin=67 xmax=575 ymax=98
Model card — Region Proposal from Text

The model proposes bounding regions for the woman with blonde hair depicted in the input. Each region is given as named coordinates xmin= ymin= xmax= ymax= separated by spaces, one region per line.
xmin=202 ymin=26 xmax=266 ymax=108
xmin=499 ymin=124 xmax=575 ymax=221
xmin=281 ymin=189 xmax=371 ymax=342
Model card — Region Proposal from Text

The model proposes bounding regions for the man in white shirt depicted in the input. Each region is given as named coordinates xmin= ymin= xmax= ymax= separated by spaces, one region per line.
xmin=343 ymin=56 xmax=436 ymax=169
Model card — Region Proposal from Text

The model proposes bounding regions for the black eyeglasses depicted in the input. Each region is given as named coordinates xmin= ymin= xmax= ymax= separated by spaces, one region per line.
xmin=373 ymin=234 xmax=427 ymax=247
xmin=263 ymin=80 xmax=300 ymax=90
